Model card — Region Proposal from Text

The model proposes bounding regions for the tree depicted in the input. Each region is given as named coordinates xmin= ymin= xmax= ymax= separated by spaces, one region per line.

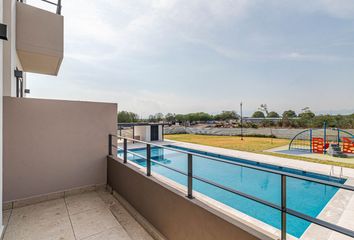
xmin=175 ymin=114 xmax=187 ymax=123
xmin=118 ymin=111 xmax=139 ymax=123
xmin=282 ymin=110 xmax=297 ymax=119
xmin=258 ymin=104 xmax=269 ymax=116
xmin=260 ymin=119 xmax=275 ymax=127
xmin=148 ymin=114 xmax=157 ymax=122
xmin=267 ymin=111 xmax=280 ymax=118
xmin=298 ymin=107 xmax=315 ymax=119
xmin=186 ymin=112 xmax=213 ymax=122
xmin=252 ymin=111 xmax=265 ymax=118
xmin=215 ymin=111 xmax=239 ymax=121
xmin=154 ymin=113 xmax=164 ymax=122
xmin=165 ymin=113 xmax=176 ymax=122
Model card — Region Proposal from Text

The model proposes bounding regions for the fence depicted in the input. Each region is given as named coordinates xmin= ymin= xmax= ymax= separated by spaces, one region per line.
xmin=164 ymin=126 xmax=354 ymax=139
xmin=109 ymin=134 xmax=354 ymax=240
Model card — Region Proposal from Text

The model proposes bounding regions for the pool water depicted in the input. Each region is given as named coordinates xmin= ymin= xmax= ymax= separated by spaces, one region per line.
xmin=118 ymin=145 xmax=345 ymax=238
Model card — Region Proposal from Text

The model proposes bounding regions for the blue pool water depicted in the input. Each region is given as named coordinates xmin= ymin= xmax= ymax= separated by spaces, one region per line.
xmin=118 ymin=145 xmax=345 ymax=238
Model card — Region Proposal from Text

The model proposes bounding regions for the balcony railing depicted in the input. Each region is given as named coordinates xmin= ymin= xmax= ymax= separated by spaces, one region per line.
xmin=18 ymin=0 xmax=62 ymax=15
xmin=109 ymin=134 xmax=354 ymax=240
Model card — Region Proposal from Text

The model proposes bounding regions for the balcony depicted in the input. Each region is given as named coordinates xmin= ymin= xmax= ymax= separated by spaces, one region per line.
xmin=2 ymin=97 xmax=354 ymax=240
xmin=16 ymin=1 xmax=63 ymax=75
xmin=2 ymin=189 xmax=156 ymax=240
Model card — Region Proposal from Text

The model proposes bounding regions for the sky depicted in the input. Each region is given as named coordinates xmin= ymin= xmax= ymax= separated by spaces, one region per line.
xmin=26 ymin=0 xmax=354 ymax=117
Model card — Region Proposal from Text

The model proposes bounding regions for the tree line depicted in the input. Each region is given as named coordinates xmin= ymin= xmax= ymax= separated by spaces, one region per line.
xmin=118 ymin=111 xmax=239 ymax=123
xmin=251 ymin=105 xmax=354 ymax=128
xmin=118 ymin=108 xmax=354 ymax=129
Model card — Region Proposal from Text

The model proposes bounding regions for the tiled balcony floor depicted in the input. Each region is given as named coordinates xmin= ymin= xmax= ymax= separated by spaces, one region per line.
xmin=2 ymin=190 xmax=154 ymax=240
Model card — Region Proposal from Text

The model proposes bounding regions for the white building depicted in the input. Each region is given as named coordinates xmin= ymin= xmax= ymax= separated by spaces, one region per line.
xmin=119 ymin=123 xmax=165 ymax=142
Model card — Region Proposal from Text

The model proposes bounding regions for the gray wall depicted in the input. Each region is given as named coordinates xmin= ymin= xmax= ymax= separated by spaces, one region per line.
xmin=108 ymin=157 xmax=260 ymax=240
xmin=3 ymin=97 xmax=117 ymax=202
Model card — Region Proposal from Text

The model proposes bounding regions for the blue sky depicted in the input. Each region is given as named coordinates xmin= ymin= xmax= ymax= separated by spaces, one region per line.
xmin=27 ymin=0 xmax=354 ymax=117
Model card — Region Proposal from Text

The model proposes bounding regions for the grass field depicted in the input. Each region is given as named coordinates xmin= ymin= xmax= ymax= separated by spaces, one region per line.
xmin=165 ymin=134 xmax=289 ymax=152
xmin=165 ymin=134 xmax=354 ymax=169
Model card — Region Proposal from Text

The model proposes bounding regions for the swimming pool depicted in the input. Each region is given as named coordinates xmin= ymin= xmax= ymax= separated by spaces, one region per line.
xmin=118 ymin=145 xmax=345 ymax=238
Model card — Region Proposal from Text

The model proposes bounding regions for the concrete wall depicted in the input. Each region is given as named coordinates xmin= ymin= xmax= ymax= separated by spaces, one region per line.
xmin=3 ymin=97 xmax=117 ymax=202
xmin=16 ymin=2 xmax=64 ymax=75
xmin=0 ymin=0 xmax=4 ymax=229
xmin=108 ymin=157 xmax=260 ymax=240
xmin=134 ymin=126 xmax=147 ymax=141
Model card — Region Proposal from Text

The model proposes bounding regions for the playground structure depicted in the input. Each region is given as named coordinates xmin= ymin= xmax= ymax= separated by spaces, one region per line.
xmin=289 ymin=122 xmax=354 ymax=156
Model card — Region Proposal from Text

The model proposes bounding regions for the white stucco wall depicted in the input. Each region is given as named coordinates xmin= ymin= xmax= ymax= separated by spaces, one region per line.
xmin=3 ymin=0 xmax=25 ymax=97
xmin=134 ymin=126 xmax=148 ymax=141
xmin=134 ymin=125 xmax=163 ymax=142
xmin=145 ymin=126 xmax=151 ymax=141
xmin=0 ymin=0 xmax=4 ymax=232
xmin=158 ymin=125 xmax=163 ymax=141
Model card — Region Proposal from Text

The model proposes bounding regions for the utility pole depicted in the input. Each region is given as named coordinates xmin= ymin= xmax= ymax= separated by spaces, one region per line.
xmin=323 ymin=121 xmax=327 ymax=155
xmin=240 ymin=102 xmax=243 ymax=140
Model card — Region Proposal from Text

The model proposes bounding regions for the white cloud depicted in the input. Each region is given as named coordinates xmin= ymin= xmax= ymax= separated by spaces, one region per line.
xmin=277 ymin=52 xmax=346 ymax=62
xmin=26 ymin=0 xmax=354 ymax=114
xmin=270 ymin=0 xmax=354 ymax=19
xmin=59 ymin=0 xmax=255 ymax=61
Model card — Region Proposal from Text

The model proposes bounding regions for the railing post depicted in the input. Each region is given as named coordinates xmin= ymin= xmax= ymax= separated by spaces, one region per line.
xmin=108 ymin=134 xmax=112 ymax=156
xmin=56 ymin=0 xmax=62 ymax=15
xmin=146 ymin=144 xmax=151 ymax=176
xmin=281 ymin=175 xmax=287 ymax=240
xmin=187 ymin=154 xmax=193 ymax=199
xmin=309 ymin=129 xmax=313 ymax=153
xmin=323 ymin=121 xmax=327 ymax=155
xmin=123 ymin=138 xmax=127 ymax=164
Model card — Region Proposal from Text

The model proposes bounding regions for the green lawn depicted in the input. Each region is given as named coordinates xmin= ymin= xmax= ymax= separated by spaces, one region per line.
xmin=165 ymin=134 xmax=289 ymax=152
xmin=165 ymin=134 xmax=354 ymax=169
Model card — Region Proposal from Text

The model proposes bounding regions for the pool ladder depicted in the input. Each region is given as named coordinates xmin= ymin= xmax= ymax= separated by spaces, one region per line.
xmin=330 ymin=166 xmax=343 ymax=178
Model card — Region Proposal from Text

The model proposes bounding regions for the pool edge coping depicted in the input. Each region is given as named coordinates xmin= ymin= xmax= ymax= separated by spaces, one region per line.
xmin=121 ymin=155 xmax=297 ymax=240
xmin=121 ymin=140 xmax=354 ymax=239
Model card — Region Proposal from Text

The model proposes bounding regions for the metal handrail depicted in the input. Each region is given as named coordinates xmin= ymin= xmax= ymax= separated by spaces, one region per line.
xmin=288 ymin=129 xmax=310 ymax=150
xmin=18 ymin=0 xmax=62 ymax=15
xmin=109 ymin=134 xmax=354 ymax=239
xmin=115 ymin=135 xmax=353 ymax=191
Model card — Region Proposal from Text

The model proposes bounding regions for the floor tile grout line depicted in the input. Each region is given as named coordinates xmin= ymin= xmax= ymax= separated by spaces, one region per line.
xmin=66 ymin=197 xmax=108 ymax=217
xmin=80 ymin=226 xmax=121 ymax=240
xmin=96 ymin=192 xmax=131 ymax=232
xmin=68 ymin=205 xmax=109 ymax=217
xmin=1 ymin=208 xmax=13 ymax=240
xmin=2 ymin=191 xmax=122 ymax=240
xmin=64 ymin=197 xmax=78 ymax=240
xmin=94 ymin=190 xmax=136 ymax=239
xmin=65 ymin=191 xmax=123 ymax=240
xmin=97 ymin=190 xmax=148 ymax=240
xmin=108 ymin=206 xmax=136 ymax=240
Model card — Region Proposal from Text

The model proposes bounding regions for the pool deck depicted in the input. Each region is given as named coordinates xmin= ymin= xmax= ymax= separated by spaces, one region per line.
xmin=265 ymin=145 xmax=354 ymax=166
xmin=123 ymin=140 xmax=354 ymax=240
